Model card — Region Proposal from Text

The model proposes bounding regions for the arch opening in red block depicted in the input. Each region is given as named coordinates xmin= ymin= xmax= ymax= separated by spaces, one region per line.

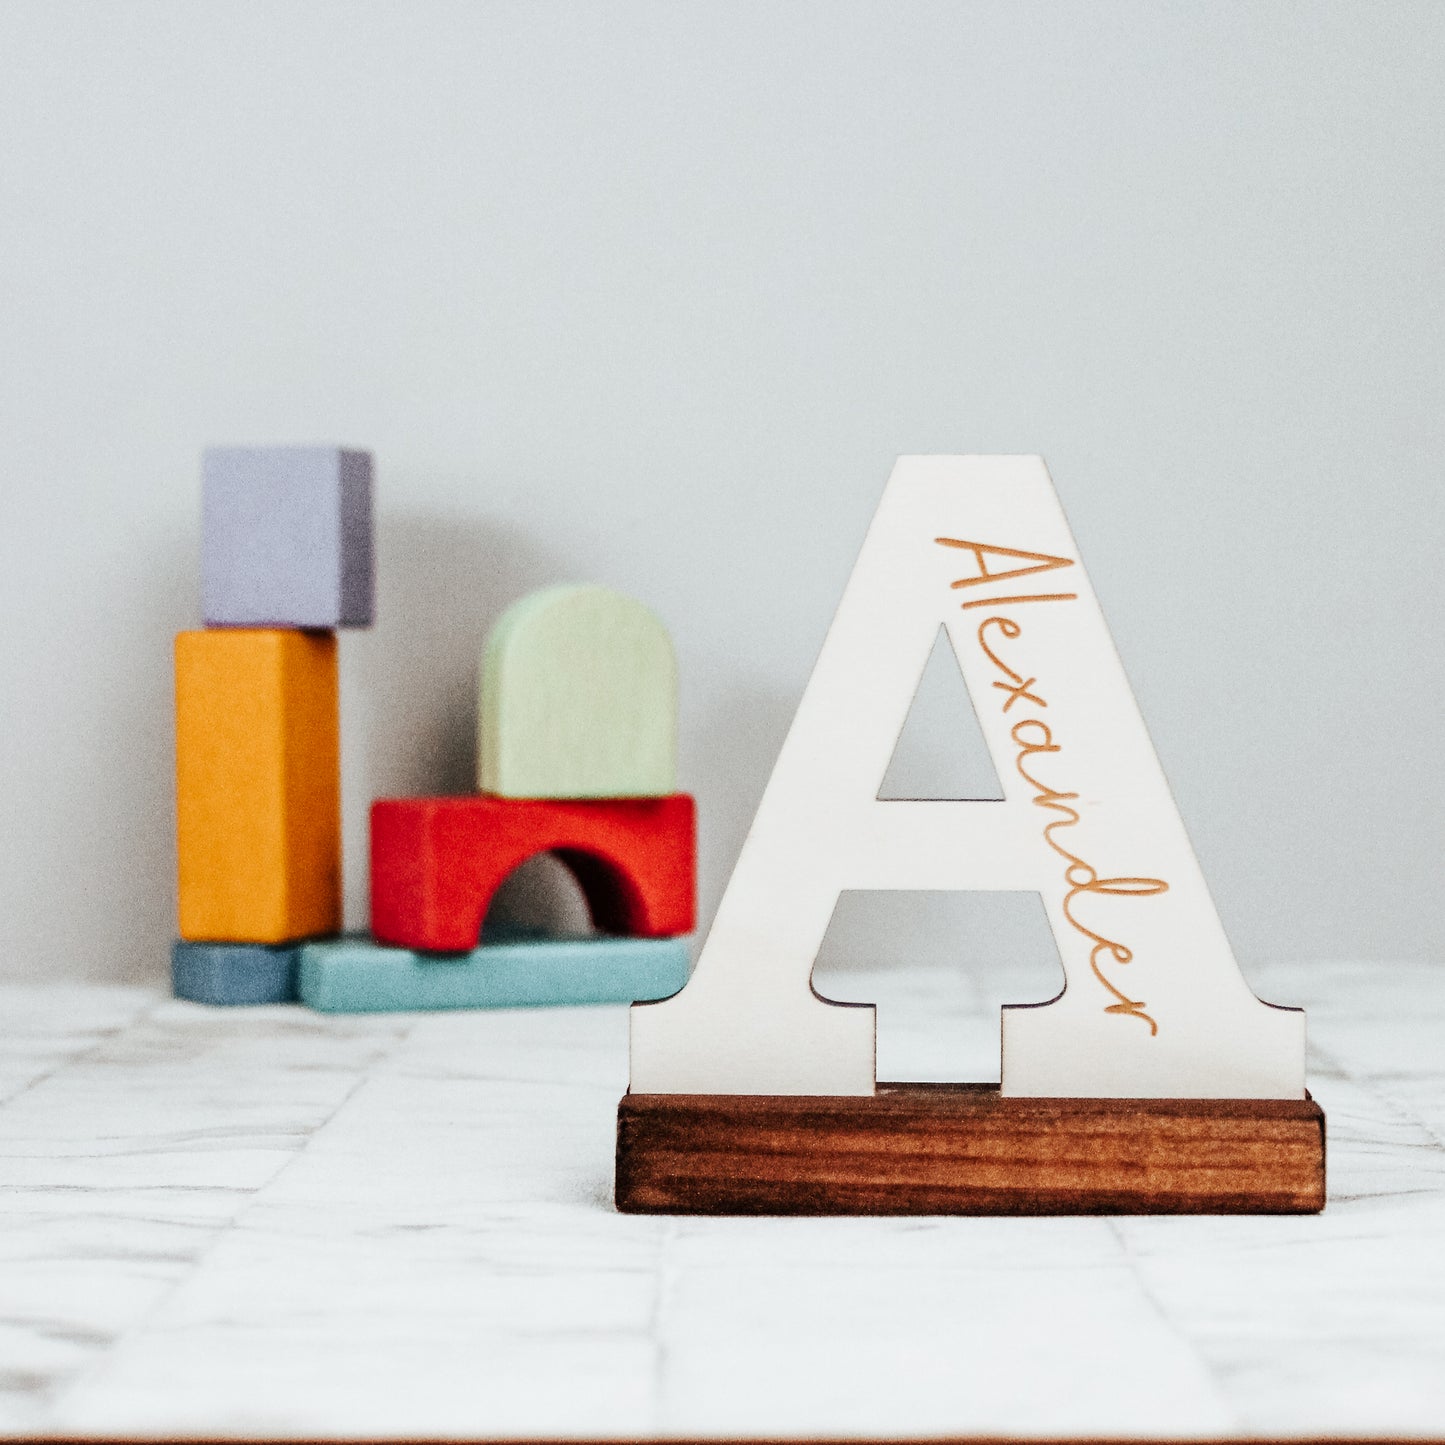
xmin=480 ymin=848 xmax=650 ymax=941
xmin=483 ymin=851 xmax=596 ymax=939
xmin=370 ymin=794 xmax=696 ymax=952
xmin=551 ymin=847 xmax=653 ymax=936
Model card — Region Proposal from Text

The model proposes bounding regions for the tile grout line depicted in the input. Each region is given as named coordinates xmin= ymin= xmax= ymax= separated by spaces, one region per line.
xmin=40 ymin=1009 xmax=420 ymax=1430
xmin=645 ymin=1215 xmax=681 ymax=1434
xmin=0 ymin=988 xmax=164 ymax=1112
xmin=1106 ymin=1215 xmax=1248 ymax=1437
xmin=1310 ymin=1036 xmax=1445 ymax=1186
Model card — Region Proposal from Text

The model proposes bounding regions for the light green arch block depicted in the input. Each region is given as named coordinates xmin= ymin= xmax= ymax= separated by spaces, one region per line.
xmin=479 ymin=584 xmax=678 ymax=798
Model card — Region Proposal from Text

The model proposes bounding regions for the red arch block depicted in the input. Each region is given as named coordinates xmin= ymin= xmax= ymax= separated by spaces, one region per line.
xmin=370 ymin=794 xmax=695 ymax=951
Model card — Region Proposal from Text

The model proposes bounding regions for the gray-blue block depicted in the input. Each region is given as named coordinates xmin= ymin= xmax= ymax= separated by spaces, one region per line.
xmin=172 ymin=940 xmax=301 ymax=1005
xmin=202 ymin=446 xmax=373 ymax=628
xmin=297 ymin=932 xmax=691 ymax=1014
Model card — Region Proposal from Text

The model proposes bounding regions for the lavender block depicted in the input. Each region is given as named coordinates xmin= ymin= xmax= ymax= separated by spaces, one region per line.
xmin=202 ymin=446 xmax=373 ymax=628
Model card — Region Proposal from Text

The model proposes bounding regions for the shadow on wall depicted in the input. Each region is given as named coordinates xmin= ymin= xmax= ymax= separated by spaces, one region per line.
xmin=350 ymin=519 xmax=820 ymax=949
xmin=486 ymin=852 xmax=595 ymax=937
xmin=105 ymin=522 xmax=198 ymax=983
xmin=340 ymin=512 xmax=577 ymax=933
xmin=684 ymin=670 xmax=801 ymax=939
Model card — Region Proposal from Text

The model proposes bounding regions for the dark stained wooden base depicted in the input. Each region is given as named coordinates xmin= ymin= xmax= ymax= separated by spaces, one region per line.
xmin=615 ymin=1083 xmax=1326 ymax=1215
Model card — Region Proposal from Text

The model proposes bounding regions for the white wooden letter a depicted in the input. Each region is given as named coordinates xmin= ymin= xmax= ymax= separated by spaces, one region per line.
xmin=631 ymin=456 xmax=1305 ymax=1099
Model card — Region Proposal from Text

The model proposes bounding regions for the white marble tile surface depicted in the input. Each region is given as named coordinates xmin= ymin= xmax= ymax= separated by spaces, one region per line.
xmin=1 ymin=960 xmax=1442 ymax=1438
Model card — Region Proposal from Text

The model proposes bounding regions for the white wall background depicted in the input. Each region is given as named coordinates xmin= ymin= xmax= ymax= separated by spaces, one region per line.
xmin=1 ymin=1 xmax=1441 ymax=996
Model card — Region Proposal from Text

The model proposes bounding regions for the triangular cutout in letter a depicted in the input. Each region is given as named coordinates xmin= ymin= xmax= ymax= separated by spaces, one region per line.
xmin=877 ymin=625 xmax=1004 ymax=802
xmin=630 ymin=457 xmax=1304 ymax=1101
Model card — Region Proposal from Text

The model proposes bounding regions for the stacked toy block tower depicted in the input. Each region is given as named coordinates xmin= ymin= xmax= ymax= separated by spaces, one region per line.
xmin=172 ymin=447 xmax=373 ymax=1005
xmin=297 ymin=584 xmax=696 ymax=1012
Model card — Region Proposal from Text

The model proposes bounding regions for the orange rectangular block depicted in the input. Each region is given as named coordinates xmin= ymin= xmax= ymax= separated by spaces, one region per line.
xmin=175 ymin=628 xmax=341 ymax=943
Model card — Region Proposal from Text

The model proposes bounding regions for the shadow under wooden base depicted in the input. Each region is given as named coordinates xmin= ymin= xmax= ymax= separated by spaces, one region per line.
xmin=615 ymin=1083 xmax=1326 ymax=1216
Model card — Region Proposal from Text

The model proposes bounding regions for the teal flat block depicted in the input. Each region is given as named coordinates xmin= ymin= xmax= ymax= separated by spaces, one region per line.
xmin=297 ymin=932 xmax=691 ymax=1014
xmin=172 ymin=940 xmax=300 ymax=1005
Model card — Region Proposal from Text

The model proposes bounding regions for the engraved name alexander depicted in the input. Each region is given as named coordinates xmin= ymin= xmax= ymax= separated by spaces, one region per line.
xmin=937 ymin=537 xmax=1168 ymax=1034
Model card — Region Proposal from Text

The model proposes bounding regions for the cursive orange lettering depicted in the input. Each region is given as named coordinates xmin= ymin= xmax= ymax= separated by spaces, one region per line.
xmin=960 ymin=586 xmax=1169 ymax=1035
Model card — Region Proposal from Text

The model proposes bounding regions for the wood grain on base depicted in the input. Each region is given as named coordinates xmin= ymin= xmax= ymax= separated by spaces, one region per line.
xmin=615 ymin=1083 xmax=1325 ymax=1215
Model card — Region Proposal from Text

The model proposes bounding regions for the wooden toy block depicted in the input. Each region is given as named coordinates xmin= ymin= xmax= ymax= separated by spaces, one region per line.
xmin=172 ymin=939 xmax=300 ymax=1006
xmin=479 ymin=584 xmax=677 ymax=798
xmin=202 ymin=446 xmax=373 ymax=628
xmin=175 ymin=628 xmax=341 ymax=943
xmin=370 ymin=794 xmax=695 ymax=951
xmin=298 ymin=929 xmax=690 ymax=1013
xmin=615 ymin=1086 xmax=1327 ymax=1215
